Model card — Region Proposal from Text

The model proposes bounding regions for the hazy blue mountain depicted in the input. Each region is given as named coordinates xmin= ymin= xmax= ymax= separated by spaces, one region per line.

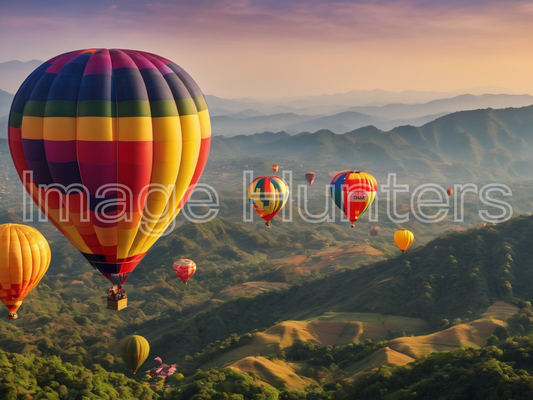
xmin=344 ymin=94 xmax=533 ymax=120
xmin=208 ymin=93 xmax=533 ymax=136
xmin=0 ymin=60 xmax=43 ymax=94
xmin=210 ymin=105 xmax=533 ymax=182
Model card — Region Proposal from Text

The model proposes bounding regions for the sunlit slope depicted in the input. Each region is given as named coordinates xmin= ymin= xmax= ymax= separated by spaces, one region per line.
xmin=343 ymin=347 xmax=415 ymax=379
xmin=228 ymin=356 xmax=315 ymax=391
xmin=149 ymin=216 xmax=533 ymax=360
xmin=199 ymin=312 xmax=426 ymax=369
xmin=388 ymin=318 xmax=506 ymax=359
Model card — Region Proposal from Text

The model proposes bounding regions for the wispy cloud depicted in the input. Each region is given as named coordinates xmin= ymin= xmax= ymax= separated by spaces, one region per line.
xmin=1 ymin=0 xmax=532 ymax=97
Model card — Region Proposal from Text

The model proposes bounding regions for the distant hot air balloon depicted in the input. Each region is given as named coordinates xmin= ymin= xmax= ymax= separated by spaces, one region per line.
xmin=8 ymin=49 xmax=211 ymax=308
xmin=120 ymin=335 xmax=150 ymax=374
xmin=446 ymin=188 xmax=453 ymax=196
xmin=272 ymin=165 xmax=279 ymax=173
xmin=0 ymin=224 xmax=51 ymax=319
xmin=154 ymin=357 xmax=163 ymax=367
xmin=173 ymin=259 xmax=196 ymax=284
xmin=394 ymin=228 xmax=414 ymax=254
xmin=330 ymin=171 xmax=377 ymax=228
xmin=248 ymin=176 xmax=289 ymax=227
xmin=305 ymin=172 xmax=315 ymax=186
xmin=369 ymin=226 xmax=379 ymax=236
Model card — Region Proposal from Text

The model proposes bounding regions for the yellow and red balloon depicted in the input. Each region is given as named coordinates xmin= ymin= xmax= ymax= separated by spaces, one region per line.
xmin=330 ymin=171 xmax=377 ymax=227
xmin=0 ymin=224 xmax=51 ymax=319
xmin=248 ymin=176 xmax=289 ymax=227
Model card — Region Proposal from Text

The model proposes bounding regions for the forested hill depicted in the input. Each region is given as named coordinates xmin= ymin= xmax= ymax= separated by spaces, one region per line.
xmin=147 ymin=215 xmax=533 ymax=359
xmin=210 ymin=105 xmax=533 ymax=182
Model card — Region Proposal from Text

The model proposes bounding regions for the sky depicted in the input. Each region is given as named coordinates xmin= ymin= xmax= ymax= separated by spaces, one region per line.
xmin=1 ymin=0 xmax=533 ymax=99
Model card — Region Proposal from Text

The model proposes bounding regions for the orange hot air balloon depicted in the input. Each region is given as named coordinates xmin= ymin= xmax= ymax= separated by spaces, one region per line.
xmin=394 ymin=228 xmax=414 ymax=255
xmin=305 ymin=172 xmax=315 ymax=186
xmin=446 ymin=188 xmax=453 ymax=196
xmin=173 ymin=259 xmax=196 ymax=284
xmin=0 ymin=224 xmax=51 ymax=319
xmin=272 ymin=165 xmax=279 ymax=173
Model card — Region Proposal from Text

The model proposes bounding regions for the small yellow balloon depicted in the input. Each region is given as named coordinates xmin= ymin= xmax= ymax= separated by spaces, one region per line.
xmin=394 ymin=228 xmax=414 ymax=255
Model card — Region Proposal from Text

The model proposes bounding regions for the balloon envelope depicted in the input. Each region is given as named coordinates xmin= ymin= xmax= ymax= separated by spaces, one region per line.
xmin=394 ymin=228 xmax=414 ymax=254
xmin=248 ymin=176 xmax=289 ymax=226
xmin=0 ymin=224 xmax=51 ymax=319
xmin=305 ymin=172 xmax=315 ymax=186
xmin=272 ymin=165 xmax=279 ymax=173
xmin=120 ymin=335 xmax=150 ymax=374
xmin=8 ymin=49 xmax=211 ymax=287
xmin=173 ymin=259 xmax=196 ymax=284
xmin=369 ymin=226 xmax=379 ymax=236
xmin=446 ymin=188 xmax=453 ymax=196
xmin=330 ymin=171 xmax=377 ymax=227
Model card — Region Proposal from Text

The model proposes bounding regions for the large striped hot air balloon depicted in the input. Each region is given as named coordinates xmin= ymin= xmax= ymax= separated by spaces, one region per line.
xmin=120 ymin=335 xmax=150 ymax=374
xmin=8 ymin=49 xmax=211 ymax=307
xmin=330 ymin=171 xmax=377 ymax=227
xmin=248 ymin=176 xmax=289 ymax=227
xmin=0 ymin=224 xmax=51 ymax=319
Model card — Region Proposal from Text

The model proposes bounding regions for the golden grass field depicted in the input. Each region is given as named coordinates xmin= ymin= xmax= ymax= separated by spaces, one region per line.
xmin=387 ymin=318 xmax=507 ymax=359
xmin=201 ymin=312 xmax=426 ymax=369
xmin=481 ymin=300 xmax=519 ymax=321
xmin=228 ymin=356 xmax=315 ymax=391
xmin=201 ymin=303 xmax=516 ymax=390
xmin=343 ymin=347 xmax=415 ymax=380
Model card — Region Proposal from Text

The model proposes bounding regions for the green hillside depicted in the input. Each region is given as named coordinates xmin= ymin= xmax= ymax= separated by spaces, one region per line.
xmin=145 ymin=215 xmax=533 ymax=361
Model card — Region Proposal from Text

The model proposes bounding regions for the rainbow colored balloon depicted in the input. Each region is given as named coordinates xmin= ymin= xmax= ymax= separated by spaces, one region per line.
xmin=8 ymin=49 xmax=211 ymax=287
xmin=330 ymin=170 xmax=377 ymax=227
xmin=248 ymin=176 xmax=289 ymax=227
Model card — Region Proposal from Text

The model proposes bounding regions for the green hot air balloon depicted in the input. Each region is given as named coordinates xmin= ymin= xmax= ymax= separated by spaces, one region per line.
xmin=120 ymin=335 xmax=150 ymax=374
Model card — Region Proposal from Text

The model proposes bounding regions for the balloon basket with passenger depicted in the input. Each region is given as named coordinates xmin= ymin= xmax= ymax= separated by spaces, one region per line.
xmin=107 ymin=285 xmax=128 ymax=311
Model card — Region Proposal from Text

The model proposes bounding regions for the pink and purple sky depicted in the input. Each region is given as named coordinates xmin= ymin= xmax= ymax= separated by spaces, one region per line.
xmin=1 ymin=0 xmax=532 ymax=98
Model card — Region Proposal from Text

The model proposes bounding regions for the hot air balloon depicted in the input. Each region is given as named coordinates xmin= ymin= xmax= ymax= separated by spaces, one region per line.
xmin=173 ymin=259 xmax=196 ymax=284
xmin=248 ymin=176 xmax=289 ymax=227
xmin=394 ymin=228 xmax=414 ymax=254
xmin=154 ymin=357 xmax=163 ymax=367
xmin=8 ymin=49 xmax=211 ymax=309
xmin=272 ymin=165 xmax=279 ymax=173
xmin=305 ymin=172 xmax=315 ymax=186
xmin=120 ymin=335 xmax=150 ymax=374
xmin=369 ymin=226 xmax=379 ymax=236
xmin=0 ymin=224 xmax=51 ymax=319
xmin=330 ymin=171 xmax=377 ymax=228
xmin=446 ymin=188 xmax=453 ymax=196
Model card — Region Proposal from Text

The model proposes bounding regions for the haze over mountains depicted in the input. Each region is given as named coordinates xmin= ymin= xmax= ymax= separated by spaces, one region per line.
xmin=212 ymin=105 xmax=533 ymax=183
xmin=2 ymin=59 xmax=533 ymax=138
